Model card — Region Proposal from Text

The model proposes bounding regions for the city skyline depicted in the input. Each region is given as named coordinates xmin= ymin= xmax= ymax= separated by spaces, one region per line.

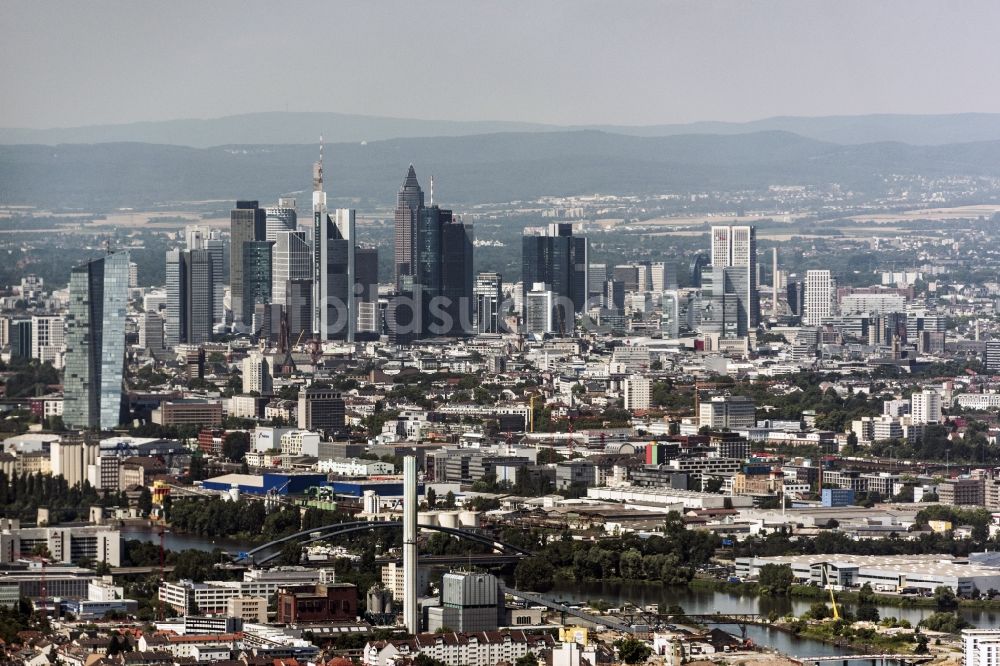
xmin=5 ymin=3 xmax=1000 ymax=660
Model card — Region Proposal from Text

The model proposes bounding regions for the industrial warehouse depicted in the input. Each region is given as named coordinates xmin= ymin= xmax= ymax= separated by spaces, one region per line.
xmin=735 ymin=554 xmax=1000 ymax=595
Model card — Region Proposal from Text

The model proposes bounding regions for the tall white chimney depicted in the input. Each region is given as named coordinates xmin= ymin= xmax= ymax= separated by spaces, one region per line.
xmin=403 ymin=455 xmax=419 ymax=633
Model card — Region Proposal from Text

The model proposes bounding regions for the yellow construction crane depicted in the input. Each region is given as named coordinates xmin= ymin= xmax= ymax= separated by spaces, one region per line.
xmin=823 ymin=564 xmax=840 ymax=620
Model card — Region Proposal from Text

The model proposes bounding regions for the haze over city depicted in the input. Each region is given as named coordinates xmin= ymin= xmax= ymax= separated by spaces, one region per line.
xmin=2 ymin=0 xmax=1000 ymax=129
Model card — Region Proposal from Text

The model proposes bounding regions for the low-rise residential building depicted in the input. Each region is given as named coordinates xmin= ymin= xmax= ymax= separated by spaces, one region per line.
xmin=363 ymin=631 xmax=556 ymax=666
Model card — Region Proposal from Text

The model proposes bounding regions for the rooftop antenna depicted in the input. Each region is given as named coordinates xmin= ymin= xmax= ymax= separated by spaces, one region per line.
xmin=313 ymin=134 xmax=324 ymax=192
xmin=430 ymin=175 xmax=435 ymax=206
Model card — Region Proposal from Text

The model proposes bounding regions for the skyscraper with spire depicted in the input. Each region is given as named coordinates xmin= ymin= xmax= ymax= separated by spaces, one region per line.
xmin=311 ymin=140 xmax=327 ymax=338
xmin=311 ymin=138 xmax=357 ymax=341
xmin=394 ymin=165 xmax=425 ymax=291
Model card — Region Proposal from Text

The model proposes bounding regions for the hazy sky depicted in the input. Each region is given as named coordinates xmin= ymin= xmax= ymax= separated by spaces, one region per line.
xmin=2 ymin=0 xmax=996 ymax=128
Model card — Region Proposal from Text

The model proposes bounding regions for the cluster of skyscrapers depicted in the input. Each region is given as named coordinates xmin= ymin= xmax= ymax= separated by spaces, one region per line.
xmin=153 ymin=153 xmax=483 ymax=351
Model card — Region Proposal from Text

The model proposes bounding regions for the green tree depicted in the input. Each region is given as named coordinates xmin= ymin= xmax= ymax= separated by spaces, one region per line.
xmin=805 ymin=601 xmax=830 ymax=620
xmin=934 ymin=585 xmax=959 ymax=612
xmin=222 ymin=431 xmax=251 ymax=462
xmin=856 ymin=583 xmax=879 ymax=622
xmin=758 ymin=563 xmax=795 ymax=595
xmin=619 ymin=548 xmax=644 ymax=579
xmin=614 ymin=637 xmax=652 ymax=664
xmin=137 ymin=486 xmax=153 ymax=516
xmin=846 ymin=431 xmax=859 ymax=454
xmin=516 ymin=654 xmax=539 ymax=666
xmin=188 ymin=451 xmax=209 ymax=481
xmin=919 ymin=612 xmax=969 ymax=633
xmin=514 ymin=557 xmax=555 ymax=592
xmin=536 ymin=448 xmax=566 ymax=464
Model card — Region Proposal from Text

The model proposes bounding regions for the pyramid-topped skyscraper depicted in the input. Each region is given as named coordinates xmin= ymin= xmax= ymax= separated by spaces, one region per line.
xmin=394 ymin=164 xmax=425 ymax=291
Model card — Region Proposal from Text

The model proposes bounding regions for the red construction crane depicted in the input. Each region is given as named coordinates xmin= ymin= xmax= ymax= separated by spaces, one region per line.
xmin=158 ymin=527 xmax=166 ymax=621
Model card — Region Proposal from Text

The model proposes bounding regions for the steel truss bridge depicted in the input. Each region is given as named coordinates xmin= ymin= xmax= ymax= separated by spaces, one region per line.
xmin=791 ymin=656 xmax=936 ymax=666
xmin=612 ymin=608 xmax=765 ymax=639
xmin=237 ymin=520 xmax=533 ymax=565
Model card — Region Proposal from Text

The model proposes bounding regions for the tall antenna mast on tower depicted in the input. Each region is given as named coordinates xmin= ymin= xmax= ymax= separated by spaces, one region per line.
xmin=313 ymin=135 xmax=324 ymax=192
xmin=430 ymin=175 xmax=434 ymax=206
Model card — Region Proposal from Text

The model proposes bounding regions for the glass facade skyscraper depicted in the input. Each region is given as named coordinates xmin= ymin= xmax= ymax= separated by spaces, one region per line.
xmin=165 ymin=248 xmax=215 ymax=346
xmin=230 ymin=200 xmax=266 ymax=326
xmin=709 ymin=225 xmax=758 ymax=333
xmin=521 ymin=223 xmax=588 ymax=333
xmin=394 ymin=165 xmax=425 ymax=291
xmin=242 ymin=240 xmax=274 ymax=327
xmin=63 ymin=251 xmax=129 ymax=431
xmin=415 ymin=205 xmax=474 ymax=337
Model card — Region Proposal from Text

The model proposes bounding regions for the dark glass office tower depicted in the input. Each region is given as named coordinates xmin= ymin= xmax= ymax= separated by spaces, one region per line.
xmin=787 ymin=280 xmax=804 ymax=317
xmin=521 ymin=223 xmax=588 ymax=329
xmin=355 ymin=247 xmax=379 ymax=304
xmin=242 ymin=240 xmax=274 ymax=327
xmin=10 ymin=320 xmax=31 ymax=361
xmin=393 ymin=165 xmax=425 ymax=290
xmin=230 ymin=200 xmax=266 ymax=325
xmin=284 ymin=279 xmax=312 ymax=343
xmin=414 ymin=205 xmax=473 ymax=337
xmin=166 ymin=248 xmax=215 ymax=346
xmin=700 ymin=265 xmax=742 ymax=339
xmin=440 ymin=213 xmax=474 ymax=336
xmin=64 ymin=251 xmax=129 ymax=431
xmin=691 ymin=254 xmax=709 ymax=288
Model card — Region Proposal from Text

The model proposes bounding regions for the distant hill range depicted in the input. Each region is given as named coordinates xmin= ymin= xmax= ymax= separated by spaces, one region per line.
xmin=7 ymin=111 xmax=1000 ymax=147
xmin=6 ymin=130 xmax=1000 ymax=209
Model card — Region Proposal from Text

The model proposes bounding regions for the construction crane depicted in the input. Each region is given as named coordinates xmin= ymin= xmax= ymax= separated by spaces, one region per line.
xmin=158 ymin=527 xmax=166 ymax=621
xmin=529 ymin=394 xmax=537 ymax=433
xmin=822 ymin=563 xmax=841 ymax=620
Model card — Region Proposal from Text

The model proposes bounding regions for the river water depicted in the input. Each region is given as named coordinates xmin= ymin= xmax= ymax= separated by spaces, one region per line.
xmin=121 ymin=526 xmax=996 ymax=655
xmin=120 ymin=525 xmax=248 ymax=555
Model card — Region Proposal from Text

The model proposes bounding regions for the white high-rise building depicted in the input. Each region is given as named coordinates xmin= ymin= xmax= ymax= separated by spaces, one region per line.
xmin=661 ymin=291 xmax=680 ymax=338
xmin=242 ymin=351 xmax=273 ymax=395
xmin=272 ymin=230 xmax=311 ymax=307
xmin=474 ymin=272 xmax=503 ymax=334
xmin=650 ymin=261 xmax=678 ymax=292
xmin=804 ymin=270 xmax=834 ymax=325
xmin=911 ymin=389 xmax=942 ymax=425
xmin=624 ymin=375 xmax=652 ymax=411
xmin=699 ymin=395 xmax=756 ymax=430
xmin=265 ymin=198 xmax=297 ymax=242
xmin=963 ymin=629 xmax=1000 ymax=666
xmin=357 ymin=301 xmax=378 ymax=334
xmin=31 ymin=315 xmax=65 ymax=363
xmin=524 ymin=283 xmax=554 ymax=335
xmin=710 ymin=225 xmax=758 ymax=330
